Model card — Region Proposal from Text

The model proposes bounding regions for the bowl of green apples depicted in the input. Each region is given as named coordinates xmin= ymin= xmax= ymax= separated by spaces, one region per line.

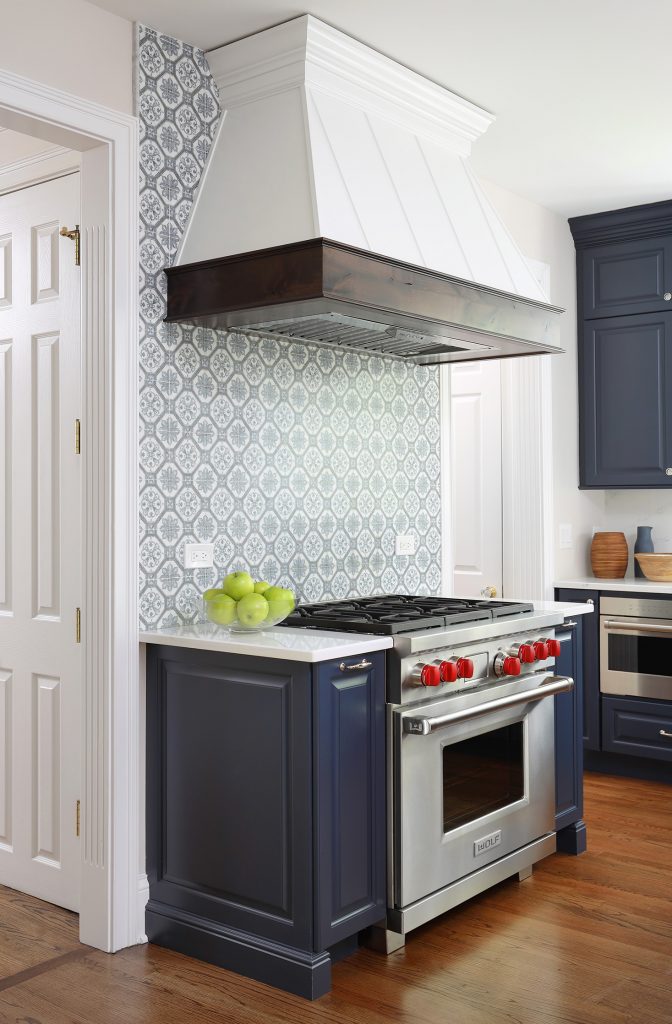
xmin=203 ymin=571 xmax=296 ymax=632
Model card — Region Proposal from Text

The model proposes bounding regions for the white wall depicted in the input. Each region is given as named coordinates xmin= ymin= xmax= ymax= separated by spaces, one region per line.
xmin=0 ymin=0 xmax=133 ymax=114
xmin=602 ymin=492 xmax=672 ymax=576
xmin=479 ymin=175 xmax=605 ymax=581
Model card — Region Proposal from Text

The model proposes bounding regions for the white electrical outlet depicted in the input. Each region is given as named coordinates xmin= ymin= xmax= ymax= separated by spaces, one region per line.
xmin=559 ymin=523 xmax=573 ymax=550
xmin=395 ymin=534 xmax=416 ymax=556
xmin=184 ymin=543 xmax=214 ymax=569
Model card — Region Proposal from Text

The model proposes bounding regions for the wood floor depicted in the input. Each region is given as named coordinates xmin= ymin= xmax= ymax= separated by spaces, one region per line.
xmin=0 ymin=772 xmax=670 ymax=1024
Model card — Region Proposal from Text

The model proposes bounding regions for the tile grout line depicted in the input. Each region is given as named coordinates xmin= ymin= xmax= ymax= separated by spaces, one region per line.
xmin=0 ymin=949 xmax=91 ymax=993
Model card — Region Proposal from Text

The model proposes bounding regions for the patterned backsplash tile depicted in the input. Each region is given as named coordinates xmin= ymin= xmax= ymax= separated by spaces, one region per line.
xmin=136 ymin=25 xmax=442 ymax=629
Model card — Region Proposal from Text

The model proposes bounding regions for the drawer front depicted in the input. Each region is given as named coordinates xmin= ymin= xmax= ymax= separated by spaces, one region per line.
xmin=602 ymin=696 xmax=672 ymax=762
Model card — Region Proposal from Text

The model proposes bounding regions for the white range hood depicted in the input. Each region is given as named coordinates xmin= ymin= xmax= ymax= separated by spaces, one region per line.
xmin=168 ymin=16 xmax=563 ymax=364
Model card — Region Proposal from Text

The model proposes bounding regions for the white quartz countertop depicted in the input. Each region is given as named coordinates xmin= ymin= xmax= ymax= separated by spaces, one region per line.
xmin=528 ymin=599 xmax=593 ymax=617
xmin=139 ymin=599 xmax=592 ymax=662
xmin=139 ymin=623 xmax=394 ymax=663
xmin=554 ymin=577 xmax=672 ymax=595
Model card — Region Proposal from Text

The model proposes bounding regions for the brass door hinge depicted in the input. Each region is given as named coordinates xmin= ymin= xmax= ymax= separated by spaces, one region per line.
xmin=75 ymin=419 xmax=81 ymax=455
xmin=75 ymin=607 xmax=81 ymax=644
xmin=60 ymin=224 xmax=80 ymax=266
xmin=76 ymin=800 xmax=81 ymax=838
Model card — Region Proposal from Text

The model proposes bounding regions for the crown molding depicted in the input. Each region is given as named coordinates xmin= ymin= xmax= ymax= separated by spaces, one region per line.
xmin=207 ymin=15 xmax=494 ymax=157
xmin=569 ymin=198 xmax=672 ymax=248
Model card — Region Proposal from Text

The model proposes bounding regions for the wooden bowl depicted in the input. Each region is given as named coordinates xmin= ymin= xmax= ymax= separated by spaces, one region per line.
xmin=634 ymin=553 xmax=672 ymax=582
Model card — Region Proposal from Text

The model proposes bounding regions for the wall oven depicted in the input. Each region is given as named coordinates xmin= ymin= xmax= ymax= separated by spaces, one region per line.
xmin=600 ymin=596 xmax=672 ymax=701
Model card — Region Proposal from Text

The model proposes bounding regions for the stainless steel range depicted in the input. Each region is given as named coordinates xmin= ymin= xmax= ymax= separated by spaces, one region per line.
xmin=283 ymin=596 xmax=573 ymax=950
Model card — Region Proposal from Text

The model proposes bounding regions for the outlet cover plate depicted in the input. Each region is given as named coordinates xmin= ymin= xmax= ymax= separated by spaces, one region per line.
xmin=184 ymin=543 xmax=214 ymax=569
xmin=395 ymin=534 xmax=416 ymax=556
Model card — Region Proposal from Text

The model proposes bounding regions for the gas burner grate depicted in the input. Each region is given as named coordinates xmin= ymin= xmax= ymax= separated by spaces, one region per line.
xmin=281 ymin=595 xmax=533 ymax=635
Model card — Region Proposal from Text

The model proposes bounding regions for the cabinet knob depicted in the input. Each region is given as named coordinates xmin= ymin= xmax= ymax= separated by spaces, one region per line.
xmin=666 ymin=468 xmax=672 ymax=476
xmin=665 ymin=292 xmax=672 ymax=301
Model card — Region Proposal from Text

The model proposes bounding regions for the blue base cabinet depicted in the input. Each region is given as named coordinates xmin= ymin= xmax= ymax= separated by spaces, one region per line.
xmin=145 ymin=645 xmax=386 ymax=1000
xmin=554 ymin=618 xmax=587 ymax=855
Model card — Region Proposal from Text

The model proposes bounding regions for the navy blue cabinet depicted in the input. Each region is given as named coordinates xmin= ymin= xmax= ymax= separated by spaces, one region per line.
xmin=602 ymin=696 xmax=672 ymax=763
xmin=313 ymin=653 xmax=386 ymax=949
xmin=555 ymin=589 xmax=600 ymax=750
xmin=554 ymin=618 xmax=587 ymax=854
xmin=579 ymin=312 xmax=672 ymax=488
xmin=145 ymin=645 xmax=386 ymax=999
xmin=579 ymin=236 xmax=672 ymax=319
xmin=570 ymin=200 xmax=672 ymax=489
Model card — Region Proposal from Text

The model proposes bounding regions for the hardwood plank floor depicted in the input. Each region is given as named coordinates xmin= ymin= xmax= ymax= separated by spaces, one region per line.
xmin=0 ymin=772 xmax=670 ymax=1024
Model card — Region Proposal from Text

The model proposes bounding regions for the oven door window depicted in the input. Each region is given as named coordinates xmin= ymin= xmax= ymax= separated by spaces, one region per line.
xmin=443 ymin=722 xmax=524 ymax=832
xmin=608 ymin=632 xmax=672 ymax=677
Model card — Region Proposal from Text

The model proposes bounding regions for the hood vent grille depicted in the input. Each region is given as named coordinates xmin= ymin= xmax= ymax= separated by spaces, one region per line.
xmin=244 ymin=314 xmax=463 ymax=361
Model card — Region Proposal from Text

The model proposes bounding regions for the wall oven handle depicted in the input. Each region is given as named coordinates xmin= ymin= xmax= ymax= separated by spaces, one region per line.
xmin=402 ymin=676 xmax=574 ymax=736
xmin=603 ymin=620 xmax=672 ymax=635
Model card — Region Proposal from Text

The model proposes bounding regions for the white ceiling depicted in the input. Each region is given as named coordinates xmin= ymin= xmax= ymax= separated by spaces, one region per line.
xmin=89 ymin=0 xmax=672 ymax=217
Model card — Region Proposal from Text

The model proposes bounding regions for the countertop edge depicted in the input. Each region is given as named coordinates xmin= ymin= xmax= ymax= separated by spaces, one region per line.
xmin=554 ymin=578 xmax=672 ymax=595
xmin=139 ymin=627 xmax=394 ymax=663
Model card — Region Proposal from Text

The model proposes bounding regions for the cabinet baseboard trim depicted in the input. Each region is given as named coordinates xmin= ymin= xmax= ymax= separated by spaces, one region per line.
xmin=146 ymin=901 xmax=332 ymax=1000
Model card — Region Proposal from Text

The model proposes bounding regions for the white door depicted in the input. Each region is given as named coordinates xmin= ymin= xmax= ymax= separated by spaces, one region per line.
xmin=449 ymin=361 xmax=503 ymax=598
xmin=0 ymin=174 xmax=82 ymax=911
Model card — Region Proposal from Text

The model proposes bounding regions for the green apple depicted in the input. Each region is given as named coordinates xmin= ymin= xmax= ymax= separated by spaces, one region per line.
xmin=222 ymin=571 xmax=254 ymax=601
xmin=264 ymin=586 xmax=295 ymax=621
xmin=206 ymin=593 xmax=236 ymax=625
xmin=236 ymin=592 xmax=269 ymax=628
xmin=203 ymin=587 xmax=224 ymax=601
xmin=254 ymin=581 xmax=271 ymax=594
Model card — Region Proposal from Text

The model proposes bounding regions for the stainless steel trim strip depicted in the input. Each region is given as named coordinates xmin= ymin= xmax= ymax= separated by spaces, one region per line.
xmin=402 ymin=676 xmax=574 ymax=735
xmin=387 ymin=832 xmax=557 ymax=934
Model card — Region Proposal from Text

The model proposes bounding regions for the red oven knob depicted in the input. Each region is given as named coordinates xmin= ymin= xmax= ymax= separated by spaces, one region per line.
xmin=420 ymin=664 xmax=442 ymax=687
xmin=494 ymin=652 xmax=521 ymax=676
xmin=439 ymin=660 xmax=459 ymax=683
xmin=517 ymin=643 xmax=536 ymax=663
xmin=533 ymin=640 xmax=549 ymax=660
xmin=544 ymin=638 xmax=561 ymax=658
xmin=456 ymin=657 xmax=474 ymax=679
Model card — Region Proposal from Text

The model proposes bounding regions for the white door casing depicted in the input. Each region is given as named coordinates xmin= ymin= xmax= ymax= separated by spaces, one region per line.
xmin=0 ymin=69 xmax=140 ymax=951
xmin=0 ymin=173 xmax=81 ymax=911
xmin=449 ymin=360 xmax=503 ymax=598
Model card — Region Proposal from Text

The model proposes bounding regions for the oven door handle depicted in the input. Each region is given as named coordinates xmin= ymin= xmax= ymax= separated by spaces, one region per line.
xmin=402 ymin=676 xmax=574 ymax=736
xmin=603 ymin=619 xmax=672 ymax=635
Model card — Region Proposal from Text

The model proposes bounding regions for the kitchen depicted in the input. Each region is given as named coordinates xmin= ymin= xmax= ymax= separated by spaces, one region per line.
xmin=0 ymin=0 xmax=667 ymax=1019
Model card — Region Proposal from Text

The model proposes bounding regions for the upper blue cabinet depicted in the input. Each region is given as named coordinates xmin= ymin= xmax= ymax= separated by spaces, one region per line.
xmin=570 ymin=200 xmax=672 ymax=488
xmin=581 ymin=237 xmax=672 ymax=319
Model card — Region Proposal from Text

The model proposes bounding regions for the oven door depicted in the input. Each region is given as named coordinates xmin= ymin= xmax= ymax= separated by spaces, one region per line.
xmin=392 ymin=674 xmax=571 ymax=909
xmin=601 ymin=614 xmax=672 ymax=700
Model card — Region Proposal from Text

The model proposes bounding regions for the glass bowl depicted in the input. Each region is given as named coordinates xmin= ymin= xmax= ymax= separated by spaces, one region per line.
xmin=202 ymin=591 xmax=296 ymax=632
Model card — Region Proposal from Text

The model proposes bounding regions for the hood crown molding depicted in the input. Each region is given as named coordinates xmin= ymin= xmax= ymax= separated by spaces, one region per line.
xmin=208 ymin=15 xmax=493 ymax=157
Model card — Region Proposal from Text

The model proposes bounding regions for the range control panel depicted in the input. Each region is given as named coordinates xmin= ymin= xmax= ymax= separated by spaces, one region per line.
xmin=398 ymin=629 xmax=559 ymax=706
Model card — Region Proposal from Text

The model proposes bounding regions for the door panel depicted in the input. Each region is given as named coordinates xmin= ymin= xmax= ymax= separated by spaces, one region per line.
xmin=581 ymin=237 xmax=672 ymax=319
xmin=0 ymin=174 xmax=81 ymax=911
xmin=580 ymin=312 xmax=672 ymax=487
xmin=450 ymin=361 xmax=502 ymax=597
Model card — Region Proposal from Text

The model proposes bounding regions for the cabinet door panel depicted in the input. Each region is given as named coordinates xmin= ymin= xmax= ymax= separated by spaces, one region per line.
xmin=314 ymin=653 xmax=386 ymax=950
xmin=582 ymin=237 xmax=672 ymax=318
xmin=146 ymin=647 xmax=313 ymax=949
xmin=602 ymin=696 xmax=672 ymax=762
xmin=580 ymin=313 xmax=672 ymax=487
